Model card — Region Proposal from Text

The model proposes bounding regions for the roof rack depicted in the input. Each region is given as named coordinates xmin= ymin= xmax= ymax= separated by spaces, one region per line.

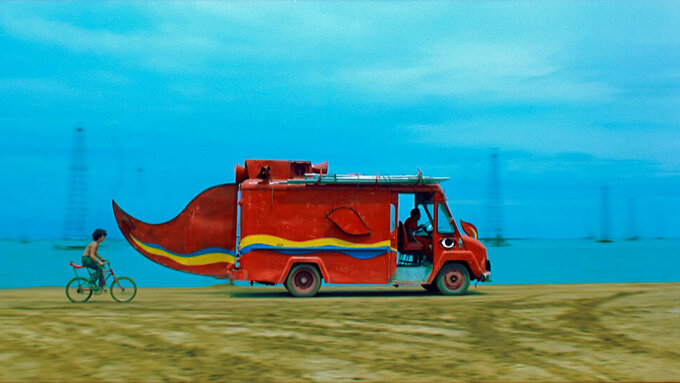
xmin=281 ymin=173 xmax=449 ymax=185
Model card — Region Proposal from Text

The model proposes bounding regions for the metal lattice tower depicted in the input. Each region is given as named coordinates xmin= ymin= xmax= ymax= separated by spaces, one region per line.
xmin=63 ymin=126 xmax=88 ymax=240
xmin=626 ymin=197 xmax=638 ymax=241
xmin=655 ymin=209 xmax=665 ymax=240
xmin=487 ymin=149 xmax=505 ymax=246
xmin=598 ymin=184 xmax=612 ymax=243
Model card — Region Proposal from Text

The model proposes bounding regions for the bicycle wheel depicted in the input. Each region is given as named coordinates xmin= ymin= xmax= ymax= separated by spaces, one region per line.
xmin=110 ymin=277 xmax=137 ymax=302
xmin=65 ymin=277 xmax=93 ymax=303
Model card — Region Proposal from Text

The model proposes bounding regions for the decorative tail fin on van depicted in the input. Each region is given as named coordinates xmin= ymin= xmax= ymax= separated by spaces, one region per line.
xmin=460 ymin=220 xmax=478 ymax=240
xmin=112 ymin=184 xmax=239 ymax=276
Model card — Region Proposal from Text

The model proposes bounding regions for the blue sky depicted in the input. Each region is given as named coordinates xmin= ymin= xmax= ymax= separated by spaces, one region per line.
xmin=1 ymin=1 xmax=678 ymax=239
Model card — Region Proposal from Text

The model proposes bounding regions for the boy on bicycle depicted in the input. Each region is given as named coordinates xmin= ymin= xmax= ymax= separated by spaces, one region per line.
xmin=83 ymin=229 xmax=107 ymax=291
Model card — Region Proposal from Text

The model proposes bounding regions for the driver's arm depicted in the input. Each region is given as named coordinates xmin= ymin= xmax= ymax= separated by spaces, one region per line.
xmin=405 ymin=219 xmax=416 ymax=241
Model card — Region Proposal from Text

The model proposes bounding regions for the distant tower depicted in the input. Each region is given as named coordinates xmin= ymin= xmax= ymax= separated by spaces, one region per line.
xmin=487 ymin=148 xmax=506 ymax=246
xmin=598 ymin=184 xmax=613 ymax=243
xmin=655 ymin=209 xmax=665 ymax=240
xmin=63 ymin=126 xmax=88 ymax=240
xmin=583 ymin=207 xmax=596 ymax=240
xmin=626 ymin=197 xmax=639 ymax=241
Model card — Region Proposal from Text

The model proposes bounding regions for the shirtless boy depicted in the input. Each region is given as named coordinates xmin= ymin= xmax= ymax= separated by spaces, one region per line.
xmin=82 ymin=229 xmax=107 ymax=291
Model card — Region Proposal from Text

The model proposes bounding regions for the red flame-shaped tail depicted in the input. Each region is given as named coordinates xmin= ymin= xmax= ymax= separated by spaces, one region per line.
xmin=112 ymin=184 xmax=239 ymax=276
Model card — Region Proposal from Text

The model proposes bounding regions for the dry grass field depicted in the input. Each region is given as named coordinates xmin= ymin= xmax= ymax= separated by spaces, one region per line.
xmin=1 ymin=283 xmax=679 ymax=382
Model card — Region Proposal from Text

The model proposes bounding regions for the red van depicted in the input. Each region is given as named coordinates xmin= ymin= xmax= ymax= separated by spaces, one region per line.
xmin=113 ymin=159 xmax=491 ymax=297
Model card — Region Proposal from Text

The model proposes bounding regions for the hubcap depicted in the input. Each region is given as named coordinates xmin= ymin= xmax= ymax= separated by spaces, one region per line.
xmin=445 ymin=270 xmax=463 ymax=290
xmin=294 ymin=270 xmax=315 ymax=292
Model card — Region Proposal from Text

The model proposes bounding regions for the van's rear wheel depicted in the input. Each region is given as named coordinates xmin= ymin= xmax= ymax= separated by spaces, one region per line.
xmin=436 ymin=263 xmax=470 ymax=295
xmin=286 ymin=264 xmax=321 ymax=297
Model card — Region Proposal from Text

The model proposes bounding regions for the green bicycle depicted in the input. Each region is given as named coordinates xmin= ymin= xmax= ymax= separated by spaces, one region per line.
xmin=65 ymin=261 xmax=137 ymax=303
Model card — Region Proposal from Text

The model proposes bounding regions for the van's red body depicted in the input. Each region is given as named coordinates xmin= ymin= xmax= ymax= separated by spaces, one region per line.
xmin=113 ymin=159 xmax=491 ymax=296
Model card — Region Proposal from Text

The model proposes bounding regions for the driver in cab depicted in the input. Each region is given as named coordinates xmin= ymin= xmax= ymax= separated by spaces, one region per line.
xmin=404 ymin=208 xmax=433 ymax=261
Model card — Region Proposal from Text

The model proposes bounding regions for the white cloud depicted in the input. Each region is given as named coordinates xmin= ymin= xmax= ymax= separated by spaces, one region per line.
xmin=402 ymin=119 xmax=680 ymax=169
xmin=0 ymin=11 xmax=222 ymax=73
xmin=324 ymin=41 xmax=618 ymax=104
xmin=186 ymin=2 xmax=368 ymax=35
xmin=81 ymin=71 xmax=132 ymax=87
xmin=0 ymin=78 xmax=77 ymax=97
xmin=0 ymin=4 xmax=370 ymax=74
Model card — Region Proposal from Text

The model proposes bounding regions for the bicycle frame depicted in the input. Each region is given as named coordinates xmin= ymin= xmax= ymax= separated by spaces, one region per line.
xmin=67 ymin=261 xmax=137 ymax=303
xmin=71 ymin=263 xmax=119 ymax=287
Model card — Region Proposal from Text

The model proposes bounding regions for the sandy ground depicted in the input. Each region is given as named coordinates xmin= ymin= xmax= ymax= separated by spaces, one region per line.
xmin=0 ymin=283 xmax=679 ymax=382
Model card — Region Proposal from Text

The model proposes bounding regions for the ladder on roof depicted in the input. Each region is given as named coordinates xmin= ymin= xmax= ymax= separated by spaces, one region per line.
xmin=282 ymin=173 xmax=449 ymax=185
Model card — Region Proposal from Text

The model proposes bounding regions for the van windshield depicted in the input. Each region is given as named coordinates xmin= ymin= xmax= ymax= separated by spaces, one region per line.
xmin=437 ymin=203 xmax=455 ymax=234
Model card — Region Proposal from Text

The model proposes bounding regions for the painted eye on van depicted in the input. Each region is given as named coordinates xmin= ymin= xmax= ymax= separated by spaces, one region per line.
xmin=441 ymin=238 xmax=455 ymax=249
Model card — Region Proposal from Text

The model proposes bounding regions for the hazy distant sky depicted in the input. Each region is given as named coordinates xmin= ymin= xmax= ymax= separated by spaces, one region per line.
xmin=1 ymin=1 xmax=678 ymax=239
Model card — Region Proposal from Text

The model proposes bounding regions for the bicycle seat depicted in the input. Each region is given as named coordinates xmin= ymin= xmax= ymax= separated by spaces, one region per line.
xmin=69 ymin=262 xmax=85 ymax=269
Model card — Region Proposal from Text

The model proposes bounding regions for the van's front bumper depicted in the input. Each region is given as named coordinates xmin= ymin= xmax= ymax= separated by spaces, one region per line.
xmin=480 ymin=271 xmax=492 ymax=282
xmin=479 ymin=259 xmax=492 ymax=282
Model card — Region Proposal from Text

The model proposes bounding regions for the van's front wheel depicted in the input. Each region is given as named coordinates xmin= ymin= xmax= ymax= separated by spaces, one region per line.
xmin=286 ymin=264 xmax=321 ymax=297
xmin=436 ymin=263 xmax=470 ymax=295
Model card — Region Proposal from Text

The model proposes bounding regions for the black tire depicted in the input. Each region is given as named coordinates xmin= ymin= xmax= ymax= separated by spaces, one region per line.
xmin=66 ymin=277 xmax=93 ymax=303
xmin=436 ymin=263 xmax=470 ymax=295
xmin=285 ymin=264 xmax=321 ymax=297
xmin=421 ymin=283 xmax=439 ymax=293
xmin=110 ymin=277 xmax=137 ymax=302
